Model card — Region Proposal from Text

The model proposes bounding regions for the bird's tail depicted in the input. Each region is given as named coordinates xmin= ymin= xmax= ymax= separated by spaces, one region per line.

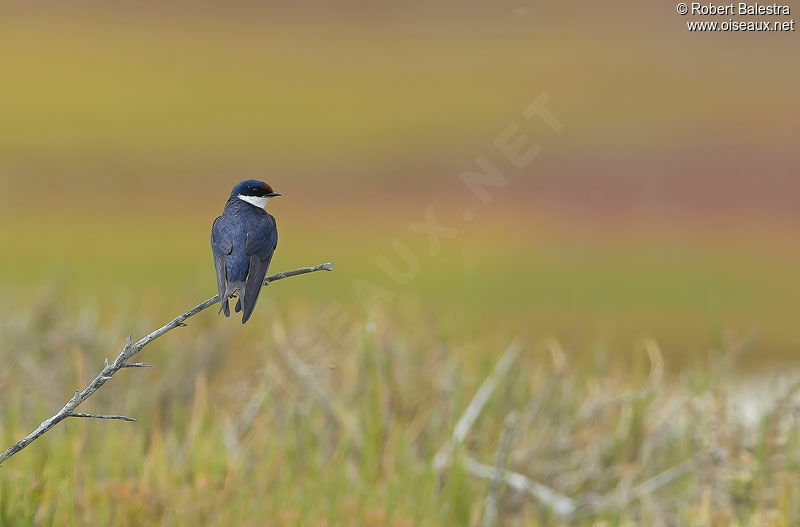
xmin=218 ymin=287 xmax=232 ymax=317
xmin=218 ymin=296 xmax=230 ymax=317
xmin=219 ymin=283 xmax=244 ymax=318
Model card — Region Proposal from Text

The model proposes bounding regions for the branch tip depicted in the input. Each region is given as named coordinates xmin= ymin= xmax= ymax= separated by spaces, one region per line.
xmin=68 ymin=412 xmax=137 ymax=422
xmin=121 ymin=362 xmax=155 ymax=368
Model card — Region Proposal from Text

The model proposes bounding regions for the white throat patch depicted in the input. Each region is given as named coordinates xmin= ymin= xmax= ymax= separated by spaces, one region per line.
xmin=238 ymin=194 xmax=269 ymax=208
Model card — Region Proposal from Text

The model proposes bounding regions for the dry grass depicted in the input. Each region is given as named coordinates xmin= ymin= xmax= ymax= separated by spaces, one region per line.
xmin=2 ymin=297 xmax=799 ymax=526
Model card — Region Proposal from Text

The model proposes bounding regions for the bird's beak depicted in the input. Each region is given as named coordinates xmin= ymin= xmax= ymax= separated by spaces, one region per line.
xmin=267 ymin=192 xmax=282 ymax=197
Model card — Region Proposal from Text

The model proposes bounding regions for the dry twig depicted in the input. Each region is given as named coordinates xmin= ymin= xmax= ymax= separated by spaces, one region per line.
xmin=0 ymin=261 xmax=334 ymax=465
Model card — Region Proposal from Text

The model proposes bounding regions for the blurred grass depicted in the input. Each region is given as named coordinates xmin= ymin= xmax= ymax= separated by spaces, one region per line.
xmin=2 ymin=300 xmax=800 ymax=525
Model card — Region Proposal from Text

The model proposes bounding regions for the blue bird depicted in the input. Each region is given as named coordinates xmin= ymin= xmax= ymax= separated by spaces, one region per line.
xmin=211 ymin=180 xmax=280 ymax=324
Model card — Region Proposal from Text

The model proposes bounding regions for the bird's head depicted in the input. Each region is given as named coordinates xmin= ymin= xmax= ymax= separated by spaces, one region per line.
xmin=230 ymin=179 xmax=281 ymax=209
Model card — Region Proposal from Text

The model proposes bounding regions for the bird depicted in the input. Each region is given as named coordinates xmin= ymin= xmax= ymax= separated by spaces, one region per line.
xmin=211 ymin=179 xmax=280 ymax=324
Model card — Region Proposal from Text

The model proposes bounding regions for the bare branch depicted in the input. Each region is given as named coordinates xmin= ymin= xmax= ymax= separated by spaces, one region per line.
xmin=264 ymin=260 xmax=335 ymax=286
xmin=0 ymin=260 xmax=335 ymax=466
xmin=68 ymin=412 xmax=137 ymax=422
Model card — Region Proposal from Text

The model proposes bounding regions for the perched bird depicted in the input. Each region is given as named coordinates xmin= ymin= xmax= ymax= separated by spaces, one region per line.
xmin=211 ymin=180 xmax=280 ymax=324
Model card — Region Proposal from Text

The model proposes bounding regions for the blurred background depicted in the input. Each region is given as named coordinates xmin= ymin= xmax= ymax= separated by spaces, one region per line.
xmin=1 ymin=2 xmax=799 ymax=525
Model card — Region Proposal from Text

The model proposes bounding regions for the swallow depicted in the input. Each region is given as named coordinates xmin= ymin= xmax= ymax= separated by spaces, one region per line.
xmin=211 ymin=179 xmax=280 ymax=324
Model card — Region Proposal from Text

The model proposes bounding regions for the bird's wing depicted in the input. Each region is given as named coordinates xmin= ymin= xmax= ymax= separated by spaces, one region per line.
xmin=241 ymin=216 xmax=278 ymax=324
xmin=211 ymin=216 xmax=234 ymax=316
